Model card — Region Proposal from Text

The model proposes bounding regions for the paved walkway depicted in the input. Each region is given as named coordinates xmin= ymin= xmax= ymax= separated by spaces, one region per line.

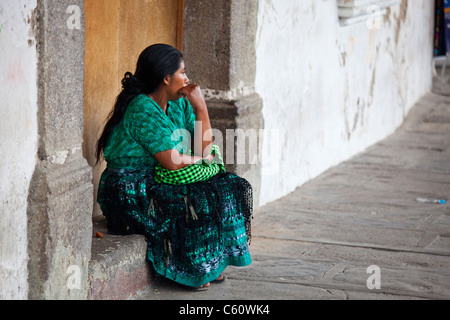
xmin=136 ymin=92 xmax=450 ymax=300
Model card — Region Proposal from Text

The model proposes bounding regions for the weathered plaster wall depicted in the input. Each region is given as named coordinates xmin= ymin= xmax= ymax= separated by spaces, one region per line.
xmin=256 ymin=0 xmax=434 ymax=206
xmin=0 ymin=0 xmax=38 ymax=300
xmin=27 ymin=0 xmax=93 ymax=300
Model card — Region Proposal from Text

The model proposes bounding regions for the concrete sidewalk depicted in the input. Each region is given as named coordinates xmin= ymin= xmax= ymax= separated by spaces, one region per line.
xmin=135 ymin=92 xmax=450 ymax=300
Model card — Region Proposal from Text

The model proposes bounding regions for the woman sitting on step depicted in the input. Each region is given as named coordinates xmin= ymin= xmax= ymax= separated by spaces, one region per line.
xmin=95 ymin=44 xmax=253 ymax=290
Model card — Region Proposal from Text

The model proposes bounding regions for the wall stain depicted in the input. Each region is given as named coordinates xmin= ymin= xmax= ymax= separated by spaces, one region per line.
xmin=395 ymin=0 xmax=408 ymax=44
xmin=368 ymin=67 xmax=376 ymax=108
xmin=339 ymin=48 xmax=347 ymax=67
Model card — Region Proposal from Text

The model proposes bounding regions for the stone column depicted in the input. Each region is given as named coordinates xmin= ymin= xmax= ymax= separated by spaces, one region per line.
xmin=27 ymin=0 xmax=93 ymax=299
xmin=183 ymin=0 xmax=263 ymax=208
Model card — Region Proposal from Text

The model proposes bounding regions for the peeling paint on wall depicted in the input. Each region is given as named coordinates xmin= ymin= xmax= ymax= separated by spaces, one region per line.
xmin=395 ymin=0 xmax=408 ymax=44
xmin=0 ymin=0 xmax=38 ymax=300
xmin=255 ymin=0 xmax=433 ymax=206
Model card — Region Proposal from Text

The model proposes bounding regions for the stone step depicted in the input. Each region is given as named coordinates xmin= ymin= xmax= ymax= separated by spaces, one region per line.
xmin=88 ymin=218 xmax=153 ymax=300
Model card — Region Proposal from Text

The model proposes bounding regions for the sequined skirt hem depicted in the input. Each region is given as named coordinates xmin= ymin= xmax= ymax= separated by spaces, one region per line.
xmin=97 ymin=168 xmax=254 ymax=289
xmin=148 ymin=253 xmax=252 ymax=288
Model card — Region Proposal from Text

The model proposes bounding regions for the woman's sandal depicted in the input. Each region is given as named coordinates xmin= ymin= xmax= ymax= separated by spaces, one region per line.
xmin=192 ymin=283 xmax=210 ymax=291
xmin=193 ymin=286 xmax=209 ymax=291
xmin=192 ymin=274 xmax=226 ymax=291
xmin=212 ymin=274 xmax=227 ymax=284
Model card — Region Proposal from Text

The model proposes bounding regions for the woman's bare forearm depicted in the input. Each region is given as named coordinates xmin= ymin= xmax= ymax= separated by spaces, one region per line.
xmin=155 ymin=149 xmax=214 ymax=171
xmin=180 ymin=84 xmax=213 ymax=157
xmin=193 ymin=107 xmax=212 ymax=157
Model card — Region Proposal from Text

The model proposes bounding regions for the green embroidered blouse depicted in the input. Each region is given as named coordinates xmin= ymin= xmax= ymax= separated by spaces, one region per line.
xmin=103 ymin=94 xmax=196 ymax=171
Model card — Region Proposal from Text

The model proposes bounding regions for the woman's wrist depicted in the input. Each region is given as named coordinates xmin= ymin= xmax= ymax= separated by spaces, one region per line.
xmin=191 ymin=101 xmax=208 ymax=115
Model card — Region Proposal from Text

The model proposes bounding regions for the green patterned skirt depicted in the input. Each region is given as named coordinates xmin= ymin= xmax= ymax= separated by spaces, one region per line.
xmin=97 ymin=167 xmax=253 ymax=287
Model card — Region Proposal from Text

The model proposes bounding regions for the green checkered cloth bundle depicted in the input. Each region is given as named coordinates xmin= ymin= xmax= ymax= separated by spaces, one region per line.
xmin=155 ymin=145 xmax=226 ymax=185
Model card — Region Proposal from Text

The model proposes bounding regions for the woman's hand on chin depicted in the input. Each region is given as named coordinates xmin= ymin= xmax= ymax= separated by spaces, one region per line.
xmin=179 ymin=84 xmax=207 ymax=111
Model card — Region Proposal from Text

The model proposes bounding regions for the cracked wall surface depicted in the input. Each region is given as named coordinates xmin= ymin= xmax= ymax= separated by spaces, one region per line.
xmin=0 ymin=0 xmax=38 ymax=300
xmin=255 ymin=0 xmax=434 ymax=206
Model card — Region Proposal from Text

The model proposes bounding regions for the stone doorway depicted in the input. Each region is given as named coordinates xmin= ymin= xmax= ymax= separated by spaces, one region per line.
xmin=28 ymin=0 xmax=262 ymax=300
xmin=83 ymin=0 xmax=185 ymax=218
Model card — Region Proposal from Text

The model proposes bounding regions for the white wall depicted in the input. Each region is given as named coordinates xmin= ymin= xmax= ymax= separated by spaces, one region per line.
xmin=256 ymin=0 xmax=434 ymax=206
xmin=0 ymin=0 xmax=38 ymax=300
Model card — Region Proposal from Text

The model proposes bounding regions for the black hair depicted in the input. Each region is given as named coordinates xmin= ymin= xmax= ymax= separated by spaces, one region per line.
xmin=96 ymin=44 xmax=183 ymax=163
